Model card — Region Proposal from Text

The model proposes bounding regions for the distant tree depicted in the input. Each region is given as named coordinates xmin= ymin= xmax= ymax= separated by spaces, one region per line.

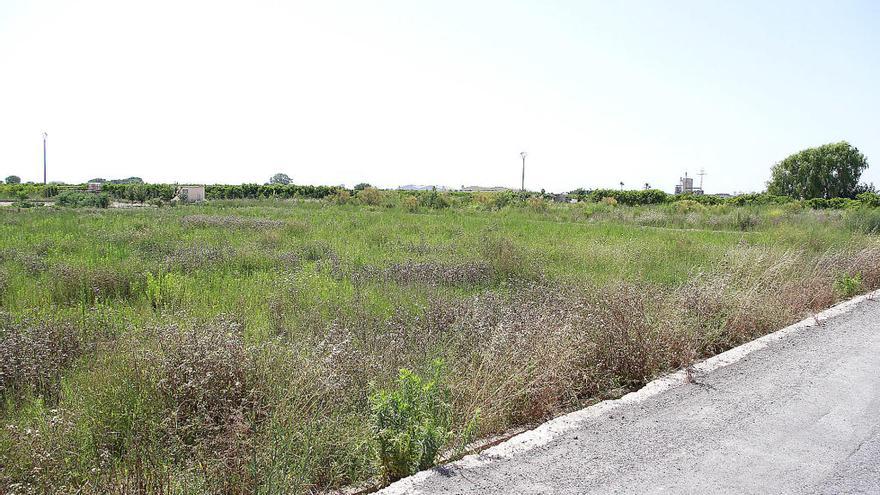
xmin=270 ymin=173 xmax=292 ymax=185
xmin=767 ymin=141 xmax=869 ymax=199
xmin=107 ymin=177 xmax=144 ymax=185
xmin=88 ymin=178 xmax=107 ymax=183
xmin=5 ymin=175 xmax=21 ymax=184
xmin=619 ymin=181 xmax=624 ymax=190
xmin=354 ymin=182 xmax=372 ymax=191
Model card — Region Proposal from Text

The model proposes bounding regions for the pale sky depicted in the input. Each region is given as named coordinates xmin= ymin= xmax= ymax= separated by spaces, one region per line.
xmin=1 ymin=0 xmax=878 ymax=193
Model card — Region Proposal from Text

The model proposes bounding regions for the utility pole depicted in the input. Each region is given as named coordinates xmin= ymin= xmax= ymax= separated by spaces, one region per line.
xmin=520 ymin=151 xmax=528 ymax=191
xmin=42 ymin=131 xmax=48 ymax=184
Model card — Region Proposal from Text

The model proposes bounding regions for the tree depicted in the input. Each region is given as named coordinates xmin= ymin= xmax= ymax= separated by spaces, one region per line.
xmin=767 ymin=142 xmax=869 ymax=199
xmin=270 ymin=173 xmax=291 ymax=185
xmin=354 ymin=182 xmax=372 ymax=191
xmin=5 ymin=175 xmax=21 ymax=184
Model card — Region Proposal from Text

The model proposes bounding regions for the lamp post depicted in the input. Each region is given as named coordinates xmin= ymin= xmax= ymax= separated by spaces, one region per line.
xmin=42 ymin=131 xmax=48 ymax=184
xmin=520 ymin=151 xmax=528 ymax=192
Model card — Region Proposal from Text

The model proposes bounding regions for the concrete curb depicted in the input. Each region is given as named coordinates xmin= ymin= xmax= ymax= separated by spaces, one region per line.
xmin=378 ymin=288 xmax=880 ymax=494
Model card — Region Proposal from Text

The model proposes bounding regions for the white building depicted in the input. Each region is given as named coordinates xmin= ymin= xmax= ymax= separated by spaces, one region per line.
xmin=177 ymin=185 xmax=205 ymax=202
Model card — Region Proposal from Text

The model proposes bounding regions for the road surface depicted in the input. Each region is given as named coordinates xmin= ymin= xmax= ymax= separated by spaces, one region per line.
xmin=382 ymin=293 xmax=880 ymax=494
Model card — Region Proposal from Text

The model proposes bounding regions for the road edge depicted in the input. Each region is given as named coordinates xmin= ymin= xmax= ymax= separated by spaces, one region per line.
xmin=378 ymin=288 xmax=880 ymax=494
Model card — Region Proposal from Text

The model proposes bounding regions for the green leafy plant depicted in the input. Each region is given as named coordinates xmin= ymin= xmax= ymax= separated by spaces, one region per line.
xmin=56 ymin=191 xmax=110 ymax=208
xmin=12 ymin=190 xmax=33 ymax=208
xmin=145 ymin=271 xmax=184 ymax=310
xmin=834 ymin=273 xmax=862 ymax=298
xmin=370 ymin=360 xmax=452 ymax=481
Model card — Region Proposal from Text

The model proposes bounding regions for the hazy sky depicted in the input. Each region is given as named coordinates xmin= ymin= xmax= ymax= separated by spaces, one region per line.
xmin=1 ymin=0 xmax=879 ymax=193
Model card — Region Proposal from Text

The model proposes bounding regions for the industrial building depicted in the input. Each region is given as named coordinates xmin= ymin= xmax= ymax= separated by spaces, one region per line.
xmin=674 ymin=172 xmax=704 ymax=195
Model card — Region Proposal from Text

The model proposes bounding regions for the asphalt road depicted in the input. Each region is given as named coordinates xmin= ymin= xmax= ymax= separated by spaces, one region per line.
xmin=381 ymin=295 xmax=880 ymax=494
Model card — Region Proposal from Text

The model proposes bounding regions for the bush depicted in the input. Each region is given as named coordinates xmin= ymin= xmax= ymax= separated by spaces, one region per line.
xmin=834 ymin=273 xmax=862 ymax=298
xmin=357 ymin=187 xmax=384 ymax=206
xmin=728 ymin=193 xmax=794 ymax=207
xmin=329 ymin=189 xmax=351 ymax=205
xmin=206 ymin=183 xmax=337 ymax=200
xmin=733 ymin=210 xmax=759 ymax=231
xmin=419 ymin=190 xmax=451 ymax=209
xmin=589 ymin=189 xmax=669 ymax=206
xmin=370 ymin=360 xmax=452 ymax=481
xmin=12 ymin=190 xmax=33 ymax=208
xmin=154 ymin=320 xmax=258 ymax=445
xmin=56 ymin=191 xmax=110 ymax=208
xmin=526 ymin=196 xmax=548 ymax=211
xmin=402 ymin=195 xmax=419 ymax=212
xmin=856 ymin=192 xmax=880 ymax=208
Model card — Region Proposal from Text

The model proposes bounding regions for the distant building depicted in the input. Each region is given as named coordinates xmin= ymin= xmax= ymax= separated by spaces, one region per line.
xmin=177 ymin=185 xmax=205 ymax=202
xmin=674 ymin=173 xmax=703 ymax=195
xmin=398 ymin=185 xmax=449 ymax=191
xmin=460 ymin=186 xmax=510 ymax=192
xmin=87 ymin=182 xmax=103 ymax=192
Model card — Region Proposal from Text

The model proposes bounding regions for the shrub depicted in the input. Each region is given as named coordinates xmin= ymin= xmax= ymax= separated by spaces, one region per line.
xmin=834 ymin=273 xmax=862 ymax=298
xmin=357 ymin=187 xmax=384 ymax=206
xmin=526 ymin=196 xmax=548 ymax=211
xmin=600 ymin=196 xmax=618 ymax=206
xmin=330 ymin=189 xmax=351 ymax=205
xmin=733 ymin=210 xmax=759 ymax=231
xmin=370 ymin=360 xmax=452 ymax=481
xmin=419 ymin=190 xmax=451 ymax=209
xmin=56 ymin=191 xmax=110 ymax=208
xmin=856 ymin=192 xmax=880 ymax=208
xmin=12 ymin=190 xmax=34 ymax=208
xmin=402 ymin=195 xmax=419 ymax=212
xmin=153 ymin=320 xmax=258 ymax=446
xmin=728 ymin=193 xmax=793 ymax=207
xmin=589 ymin=189 xmax=669 ymax=206
xmin=473 ymin=192 xmax=495 ymax=210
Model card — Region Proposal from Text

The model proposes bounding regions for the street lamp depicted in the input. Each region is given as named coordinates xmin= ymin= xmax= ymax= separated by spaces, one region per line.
xmin=42 ymin=131 xmax=48 ymax=185
xmin=520 ymin=151 xmax=528 ymax=191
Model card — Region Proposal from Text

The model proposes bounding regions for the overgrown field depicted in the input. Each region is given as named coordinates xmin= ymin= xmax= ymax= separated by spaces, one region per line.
xmin=2 ymin=199 xmax=879 ymax=493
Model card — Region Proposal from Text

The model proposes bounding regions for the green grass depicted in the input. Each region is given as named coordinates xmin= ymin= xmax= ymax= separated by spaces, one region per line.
xmin=1 ymin=199 xmax=879 ymax=493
